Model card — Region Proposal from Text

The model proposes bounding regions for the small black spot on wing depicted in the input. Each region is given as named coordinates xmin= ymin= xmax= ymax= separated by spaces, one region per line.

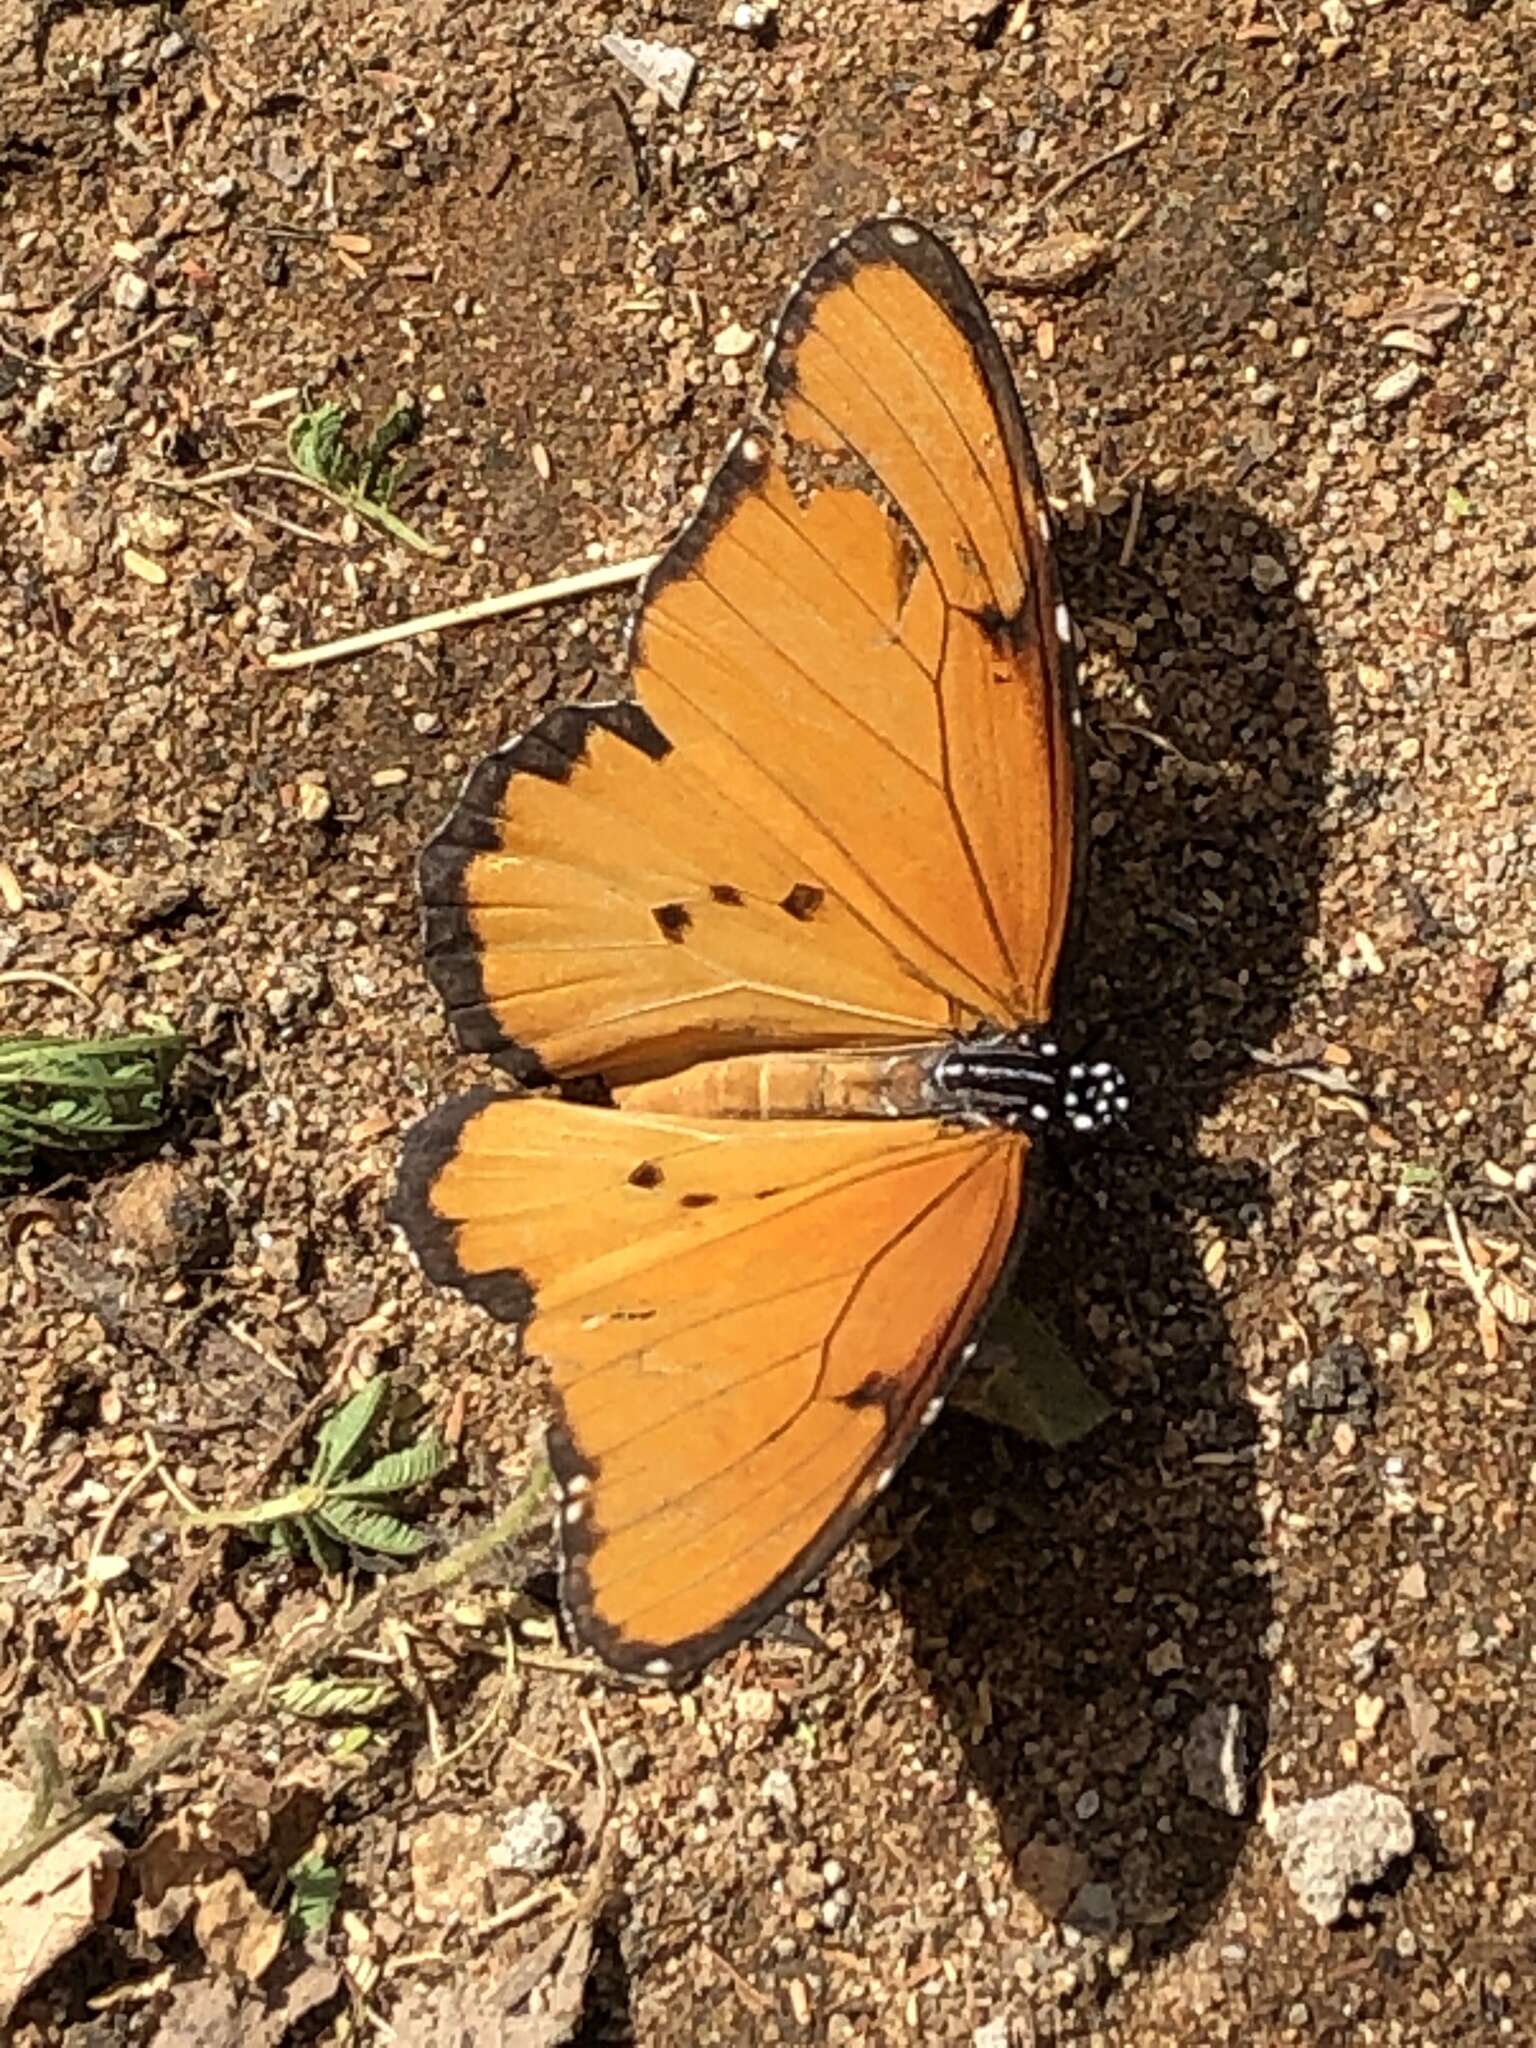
xmin=779 ymin=883 xmax=825 ymax=922
xmin=839 ymin=1371 xmax=899 ymax=1413
xmin=651 ymin=902 xmax=691 ymax=941
xmin=710 ymin=883 xmax=745 ymax=906
xmin=680 ymin=1192 xmax=718 ymax=1209
xmin=974 ymin=600 xmax=1038 ymax=661
xmin=628 ymin=1161 xmax=665 ymax=1189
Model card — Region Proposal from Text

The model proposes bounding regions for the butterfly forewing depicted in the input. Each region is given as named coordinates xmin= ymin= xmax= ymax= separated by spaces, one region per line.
xmin=421 ymin=217 xmax=1077 ymax=1076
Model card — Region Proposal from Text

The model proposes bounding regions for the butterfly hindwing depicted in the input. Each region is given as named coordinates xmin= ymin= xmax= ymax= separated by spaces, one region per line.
xmin=397 ymin=1090 xmax=1027 ymax=1675
xmin=422 ymin=216 xmax=1078 ymax=1078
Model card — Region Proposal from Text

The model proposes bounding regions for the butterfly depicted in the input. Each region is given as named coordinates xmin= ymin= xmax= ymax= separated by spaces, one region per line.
xmin=393 ymin=217 xmax=1126 ymax=1679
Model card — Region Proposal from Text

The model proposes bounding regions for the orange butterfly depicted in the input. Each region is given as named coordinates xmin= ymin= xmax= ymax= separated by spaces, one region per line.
xmin=394 ymin=218 xmax=1125 ymax=1678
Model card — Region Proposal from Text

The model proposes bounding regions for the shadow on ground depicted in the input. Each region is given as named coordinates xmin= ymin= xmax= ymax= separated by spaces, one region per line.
xmin=887 ymin=491 xmax=1329 ymax=1951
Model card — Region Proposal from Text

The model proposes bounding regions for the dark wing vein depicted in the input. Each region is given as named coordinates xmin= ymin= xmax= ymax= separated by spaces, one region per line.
xmin=602 ymin=1143 xmax=1012 ymax=1599
xmin=849 ymin=269 xmax=1027 ymax=583
xmin=599 ymin=1146 xmax=995 ymax=1534
xmin=647 ymin=606 xmax=988 ymax=1009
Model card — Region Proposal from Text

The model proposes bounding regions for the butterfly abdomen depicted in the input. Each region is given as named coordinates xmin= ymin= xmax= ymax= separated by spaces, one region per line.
xmin=613 ymin=1046 xmax=941 ymax=1120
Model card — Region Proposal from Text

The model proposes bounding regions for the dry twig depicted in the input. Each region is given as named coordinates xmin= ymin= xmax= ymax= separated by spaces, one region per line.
xmin=265 ymin=554 xmax=661 ymax=672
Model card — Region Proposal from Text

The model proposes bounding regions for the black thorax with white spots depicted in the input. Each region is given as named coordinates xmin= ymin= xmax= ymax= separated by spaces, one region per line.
xmin=931 ymin=1031 xmax=1128 ymax=1134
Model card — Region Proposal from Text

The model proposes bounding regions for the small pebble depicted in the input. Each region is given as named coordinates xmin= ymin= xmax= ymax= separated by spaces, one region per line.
xmin=1251 ymin=552 xmax=1289 ymax=593
xmin=101 ymin=1160 xmax=223 ymax=1274
xmin=761 ymin=1767 xmax=799 ymax=1817
xmin=819 ymin=1890 xmax=852 ymax=1931
xmin=121 ymin=546 xmax=168 ymax=586
xmin=608 ymin=1735 xmax=648 ymax=1785
xmin=112 ymin=271 xmax=153 ymax=315
xmin=489 ymin=1798 xmax=567 ymax=1877
xmin=295 ymin=775 xmax=332 ymax=824
xmin=1065 ymin=1881 xmax=1119 ymax=1939
xmin=1184 ymin=1702 xmax=1249 ymax=1816
xmin=1372 ymin=363 xmax=1424 ymax=407
xmin=734 ymin=1685 xmax=779 ymax=1726
xmin=713 ymin=321 xmax=757 ymax=359
xmin=1348 ymin=1632 xmax=1383 ymax=1683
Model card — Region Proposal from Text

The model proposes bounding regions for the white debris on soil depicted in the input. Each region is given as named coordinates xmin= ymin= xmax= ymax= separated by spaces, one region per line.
xmin=599 ymin=31 xmax=697 ymax=110
xmin=1267 ymin=1784 xmax=1415 ymax=1925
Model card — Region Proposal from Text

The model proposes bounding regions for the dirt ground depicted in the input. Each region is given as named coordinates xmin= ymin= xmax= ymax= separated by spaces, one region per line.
xmin=3 ymin=0 xmax=1534 ymax=2041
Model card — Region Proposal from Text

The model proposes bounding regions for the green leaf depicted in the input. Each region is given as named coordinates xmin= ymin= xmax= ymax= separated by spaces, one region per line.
xmin=275 ymin=1674 xmax=399 ymax=1719
xmin=310 ymin=1378 xmax=389 ymax=1486
xmin=0 ymin=1030 xmax=185 ymax=1175
xmin=316 ymin=1499 xmax=430 ymax=1557
xmin=359 ymin=394 xmax=423 ymax=503
xmin=336 ymin=1434 xmax=450 ymax=1500
xmin=287 ymin=1850 xmax=342 ymax=1937
xmin=952 ymin=1301 xmax=1113 ymax=1449
xmin=1398 ymin=1161 xmax=1444 ymax=1190
xmin=287 ymin=401 xmax=351 ymax=488
xmin=294 ymin=1515 xmax=344 ymax=1574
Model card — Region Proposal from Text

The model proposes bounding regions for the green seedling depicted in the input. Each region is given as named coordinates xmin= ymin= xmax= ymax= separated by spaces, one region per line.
xmin=167 ymin=1375 xmax=450 ymax=1570
xmin=286 ymin=393 xmax=450 ymax=557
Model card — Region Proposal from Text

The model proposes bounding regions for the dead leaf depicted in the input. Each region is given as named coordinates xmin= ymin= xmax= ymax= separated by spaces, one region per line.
xmin=135 ymin=1813 xmax=222 ymax=1908
xmin=192 ymin=1867 xmax=285 ymax=1985
xmin=953 ymin=1300 xmax=1112 ymax=1448
xmin=1375 ymin=284 xmax=1466 ymax=338
xmin=989 ymin=231 xmax=1112 ymax=293
xmin=1488 ymin=1268 xmax=1534 ymax=1327
xmin=147 ymin=1952 xmax=341 ymax=2048
xmin=139 ymin=1884 xmax=200 ymax=1943
xmin=148 ymin=1972 xmax=245 ymax=2048
xmin=0 ymin=1778 xmax=124 ymax=2026
xmin=260 ymin=1953 xmax=344 ymax=2039
xmin=390 ymin=1915 xmax=595 ymax=2046
xmin=519 ymin=1918 xmax=595 ymax=2046
xmin=409 ymin=1809 xmax=496 ymax=1924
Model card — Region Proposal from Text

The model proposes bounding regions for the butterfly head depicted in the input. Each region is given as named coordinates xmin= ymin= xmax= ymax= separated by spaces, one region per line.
xmin=932 ymin=1031 xmax=1129 ymax=1136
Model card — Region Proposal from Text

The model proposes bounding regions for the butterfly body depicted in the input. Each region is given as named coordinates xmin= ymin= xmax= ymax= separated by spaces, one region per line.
xmin=614 ymin=1033 xmax=1126 ymax=1131
xmin=395 ymin=216 xmax=1122 ymax=1677
xmin=614 ymin=1042 xmax=940 ymax=1120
